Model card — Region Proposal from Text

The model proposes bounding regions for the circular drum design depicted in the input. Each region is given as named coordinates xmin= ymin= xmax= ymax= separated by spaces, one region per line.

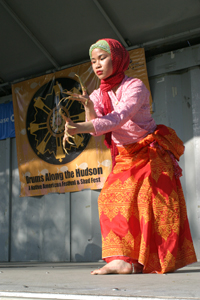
xmin=26 ymin=77 xmax=91 ymax=165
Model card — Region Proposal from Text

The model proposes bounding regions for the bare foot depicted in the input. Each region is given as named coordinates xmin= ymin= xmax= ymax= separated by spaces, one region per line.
xmin=133 ymin=262 xmax=143 ymax=274
xmin=91 ymin=259 xmax=133 ymax=275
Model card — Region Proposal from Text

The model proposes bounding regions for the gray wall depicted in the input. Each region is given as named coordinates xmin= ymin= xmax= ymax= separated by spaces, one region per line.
xmin=147 ymin=45 xmax=200 ymax=258
xmin=0 ymin=44 xmax=200 ymax=262
xmin=0 ymin=138 xmax=10 ymax=261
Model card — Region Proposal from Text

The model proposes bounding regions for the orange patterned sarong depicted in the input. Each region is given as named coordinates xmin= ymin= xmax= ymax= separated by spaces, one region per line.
xmin=98 ymin=125 xmax=197 ymax=273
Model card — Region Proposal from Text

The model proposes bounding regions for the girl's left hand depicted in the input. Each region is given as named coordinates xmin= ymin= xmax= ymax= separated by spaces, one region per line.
xmin=63 ymin=118 xmax=78 ymax=145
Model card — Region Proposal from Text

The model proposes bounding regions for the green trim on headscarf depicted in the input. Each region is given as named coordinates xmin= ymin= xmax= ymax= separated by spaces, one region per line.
xmin=89 ymin=40 xmax=111 ymax=59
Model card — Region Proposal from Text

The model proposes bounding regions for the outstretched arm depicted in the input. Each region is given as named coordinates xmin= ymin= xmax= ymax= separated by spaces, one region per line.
xmin=62 ymin=94 xmax=96 ymax=147
xmin=65 ymin=118 xmax=95 ymax=136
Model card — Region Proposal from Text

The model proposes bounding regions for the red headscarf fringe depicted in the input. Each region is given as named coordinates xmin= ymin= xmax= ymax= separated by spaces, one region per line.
xmin=97 ymin=39 xmax=130 ymax=168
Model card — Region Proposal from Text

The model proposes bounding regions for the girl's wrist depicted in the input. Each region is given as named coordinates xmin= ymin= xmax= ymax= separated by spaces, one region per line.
xmin=84 ymin=97 xmax=92 ymax=108
xmin=76 ymin=121 xmax=95 ymax=134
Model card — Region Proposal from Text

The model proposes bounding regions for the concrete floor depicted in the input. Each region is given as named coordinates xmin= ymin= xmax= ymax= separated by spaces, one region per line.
xmin=0 ymin=261 xmax=199 ymax=300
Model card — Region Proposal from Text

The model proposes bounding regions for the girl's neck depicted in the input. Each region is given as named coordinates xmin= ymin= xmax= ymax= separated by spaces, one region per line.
xmin=112 ymin=84 xmax=120 ymax=94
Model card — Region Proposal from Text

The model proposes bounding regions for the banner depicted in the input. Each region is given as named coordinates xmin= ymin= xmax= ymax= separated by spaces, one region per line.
xmin=12 ymin=48 xmax=152 ymax=197
xmin=0 ymin=101 xmax=15 ymax=140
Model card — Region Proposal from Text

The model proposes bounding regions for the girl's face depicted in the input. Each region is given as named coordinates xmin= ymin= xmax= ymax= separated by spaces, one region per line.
xmin=91 ymin=48 xmax=113 ymax=80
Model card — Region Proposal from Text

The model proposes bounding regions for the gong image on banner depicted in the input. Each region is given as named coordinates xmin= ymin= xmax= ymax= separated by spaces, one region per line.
xmin=26 ymin=77 xmax=91 ymax=165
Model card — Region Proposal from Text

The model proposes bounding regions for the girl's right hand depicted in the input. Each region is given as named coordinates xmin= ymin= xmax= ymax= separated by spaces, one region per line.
xmin=66 ymin=90 xmax=93 ymax=109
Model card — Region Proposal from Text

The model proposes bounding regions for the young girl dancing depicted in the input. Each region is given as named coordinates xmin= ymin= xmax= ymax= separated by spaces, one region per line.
xmin=63 ymin=38 xmax=197 ymax=274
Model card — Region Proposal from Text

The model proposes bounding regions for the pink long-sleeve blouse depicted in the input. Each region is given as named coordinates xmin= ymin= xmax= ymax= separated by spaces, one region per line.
xmin=89 ymin=76 xmax=156 ymax=146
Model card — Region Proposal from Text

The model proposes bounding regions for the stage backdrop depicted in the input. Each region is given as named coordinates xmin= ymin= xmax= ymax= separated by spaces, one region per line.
xmin=12 ymin=48 xmax=152 ymax=197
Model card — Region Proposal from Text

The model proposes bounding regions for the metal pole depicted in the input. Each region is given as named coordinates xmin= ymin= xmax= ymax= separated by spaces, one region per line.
xmin=92 ymin=0 xmax=129 ymax=48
